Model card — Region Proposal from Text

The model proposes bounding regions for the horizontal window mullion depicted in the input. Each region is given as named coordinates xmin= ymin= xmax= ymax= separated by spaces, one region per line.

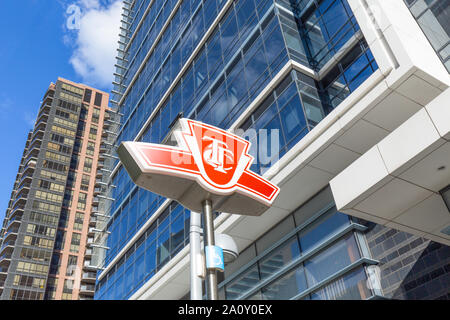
xmin=218 ymin=203 xmax=356 ymax=289
xmin=126 ymin=0 xmax=155 ymax=52
xmin=291 ymin=258 xmax=378 ymax=300
xmin=231 ymin=223 xmax=368 ymax=300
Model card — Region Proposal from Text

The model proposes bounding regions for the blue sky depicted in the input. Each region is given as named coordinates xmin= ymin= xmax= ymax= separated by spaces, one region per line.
xmin=0 ymin=0 xmax=121 ymax=223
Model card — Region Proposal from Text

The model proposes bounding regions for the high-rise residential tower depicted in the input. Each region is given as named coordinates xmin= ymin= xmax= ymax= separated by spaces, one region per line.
xmin=94 ymin=0 xmax=450 ymax=300
xmin=0 ymin=78 xmax=111 ymax=300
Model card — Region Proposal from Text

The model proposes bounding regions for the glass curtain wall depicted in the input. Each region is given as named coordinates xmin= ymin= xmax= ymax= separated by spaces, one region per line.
xmin=219 ymin=187 xmax=376 ymax=300
xmin=96 ymin=0 xmax=380 ymax=300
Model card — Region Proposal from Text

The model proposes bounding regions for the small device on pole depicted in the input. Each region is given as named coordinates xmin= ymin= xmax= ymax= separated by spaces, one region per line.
xmin=117 ymin=118 xmax=280 ymax=300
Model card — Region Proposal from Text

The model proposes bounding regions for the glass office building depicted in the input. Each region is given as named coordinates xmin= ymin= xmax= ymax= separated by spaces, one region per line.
xmin=94 ymin=0 xmax=450 ymax=300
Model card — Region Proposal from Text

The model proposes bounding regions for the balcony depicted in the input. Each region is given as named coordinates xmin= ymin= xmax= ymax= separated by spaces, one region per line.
xmin=12 ymin=194 xmax=27 ymax=209
xmin=0 ymin=241 xmax=15 ymax=256
xmin=89 ymin=216 xmax=97 ymax=227
xmin=87 ymin=227 xmax=95 ymax=236
xmin=93 ymin=186 xmax=103 ymax=196
xmin=79 ymin=284 xmax=95 ymax=295
xmin=84 ymin=248 xmax=93 ymax=258
xmin=103 ymin=129 xmax=118 ymax=137
xmin=3 ymin=228 xmax=19 ymax=242
xmin=0 ymin=266 xmax=8 ymax=280
xmin=25 ymin=145 xmax=40 ymax=162
xmin=42 ymin=96 xmax=53 ymax=106
xmin=15 ymin=183 xmax=31 ymax=199
xmin=34 ymin=117 xmax=47 ymax=132
xmin=22 ymin=160 xmax=36 ymax=175
xmin=0 ymin=252 xmax=12 ymax=266
xmin=23 ymin=153 xmax=39 ymax=171
xmin=81 ymin=271 xmax=97 ymax=283
xmin=83 ymin=259 xmax=97 ymax=271
xmin=10 ymin=205 xmax=24 ymax=220
xmin=37 ymin=103 xmax=51 ymax=118
xmin=28 ymin=134 xmax=43 ymax=151
xmin=6 ymin=215 xmax=21 ymax=231
xmin=35 ymin=111 xmax=49 ymax=126
xmin=97 ymin=158 xmax=105 ymax=168
xmin=42 ymin=88 xmax=54 ymax=101
xmin=100 ymin=153 xmax=118 ymax=161
xmin=9 ymin=205 xmax=25 ymax=219
xmin=18 ymin=173 xmax=32 ymax=189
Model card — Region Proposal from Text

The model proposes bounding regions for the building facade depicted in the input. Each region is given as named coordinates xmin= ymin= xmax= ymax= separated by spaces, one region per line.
xmin=94 ymin=0 xmax=450 ymax=300
xmin=0 ymin=78 xmax=110 ymax=300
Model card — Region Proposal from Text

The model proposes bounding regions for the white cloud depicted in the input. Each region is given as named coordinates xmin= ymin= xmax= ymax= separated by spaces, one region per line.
xmin=79 ymin=0 xmax=101 ymax=9
xmin=67 ymin=0 xmax=122 ymax=89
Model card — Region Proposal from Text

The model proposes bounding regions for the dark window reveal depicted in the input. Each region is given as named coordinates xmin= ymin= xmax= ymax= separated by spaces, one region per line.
xmin=83 ymin=89 xmax=92 ymax=103
xmin=94 ymin=92 xmax=103 ymax=106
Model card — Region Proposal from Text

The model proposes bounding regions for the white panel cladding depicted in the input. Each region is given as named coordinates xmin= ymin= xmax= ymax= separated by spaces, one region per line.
xmin=399 ymin=142 xmax=450 ymax=193
xmin=353 ymin=177 xmax=434 ymax=220
xmin=362 ymin=90 xmax=423 ymax=131
xmin=393 ymin=194 xmax=450 ymax=234
xmin=330 ymin=145 xmax=392 ymax=210
xmin=330 ymin=88 xmax=450 ymax=246
xmin=377 ymin=108 xmax=445 ymax=176
xmin=309 ymin=143 xmax=362 ymax=175
xmin=334 ymin=119 xmax=389 ymax=154
xmin=396 ymin=75 xmax=443 ymax=107
xmin=426 ymin=87 xmax=450 ymax=141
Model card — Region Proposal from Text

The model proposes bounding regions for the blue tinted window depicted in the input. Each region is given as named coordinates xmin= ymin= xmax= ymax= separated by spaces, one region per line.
xmin=261 ymin=264 xmax=307 ymax=300
xmin=304 ymin=234 xmax=360 ymax=286
xmin=300 ymin=211 xmax=349 ymax=253
xmin=309 ymin=267 xmax=370 ymax=300
xmin=259 ymin=236 xmax=301 ymax=280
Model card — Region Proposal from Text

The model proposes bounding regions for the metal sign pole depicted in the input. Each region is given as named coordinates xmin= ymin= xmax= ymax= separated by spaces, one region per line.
xmin=202 ymin=199 xmax=218 ymax=300
xmin=189 ymin=211 xmax=203 ymax=300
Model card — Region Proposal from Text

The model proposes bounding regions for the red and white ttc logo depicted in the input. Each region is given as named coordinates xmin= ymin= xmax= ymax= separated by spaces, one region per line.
xmin=129 ymin=119 xmax=279 ymax=207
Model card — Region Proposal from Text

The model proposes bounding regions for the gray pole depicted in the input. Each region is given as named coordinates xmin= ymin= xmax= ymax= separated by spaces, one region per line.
xmin=202 ymin=199 xmax=218 ymax=300
xmin=189 ymin=211 xmax=203 ymax=300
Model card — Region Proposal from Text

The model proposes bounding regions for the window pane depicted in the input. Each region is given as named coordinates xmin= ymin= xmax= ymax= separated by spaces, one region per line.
xmin=259 ymin=236 xmax=301 ymax=280
xmin=225 ymin=264 xmax=260 ymax=300
xmin=256 ymin=215 xmax=296 ymax=254
xmin=300 ymin=211 xmax=349 ymax=253
xmin=310 ymin=267 xmax=371 ymax=300
xmin=157 ymin=227 xmax=170 ymax=266
xmin=279 ymin=95 xmax=307 ymax=143
xmin=94 ymin=92 xmax=102 ymax=106
xmin=304 ymin=234 xmax=360 ymax=286
xmin=261 ymin=264 xmax=307 ymax=300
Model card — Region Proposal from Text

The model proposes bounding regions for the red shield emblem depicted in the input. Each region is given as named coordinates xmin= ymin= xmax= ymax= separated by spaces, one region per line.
xmin=118 ymin=119 xmax=279 ymax=210
xmin=180 ymin=120 xmax=252 ymax=190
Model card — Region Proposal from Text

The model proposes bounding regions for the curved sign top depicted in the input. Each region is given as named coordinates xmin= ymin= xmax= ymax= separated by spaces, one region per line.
xmin=117 ymin=119 xmax=280 ymax=215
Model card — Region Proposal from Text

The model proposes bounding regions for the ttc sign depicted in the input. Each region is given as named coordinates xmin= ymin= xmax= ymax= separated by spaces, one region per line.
xmin=117 ymin=119 xmax=280 ymax=216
